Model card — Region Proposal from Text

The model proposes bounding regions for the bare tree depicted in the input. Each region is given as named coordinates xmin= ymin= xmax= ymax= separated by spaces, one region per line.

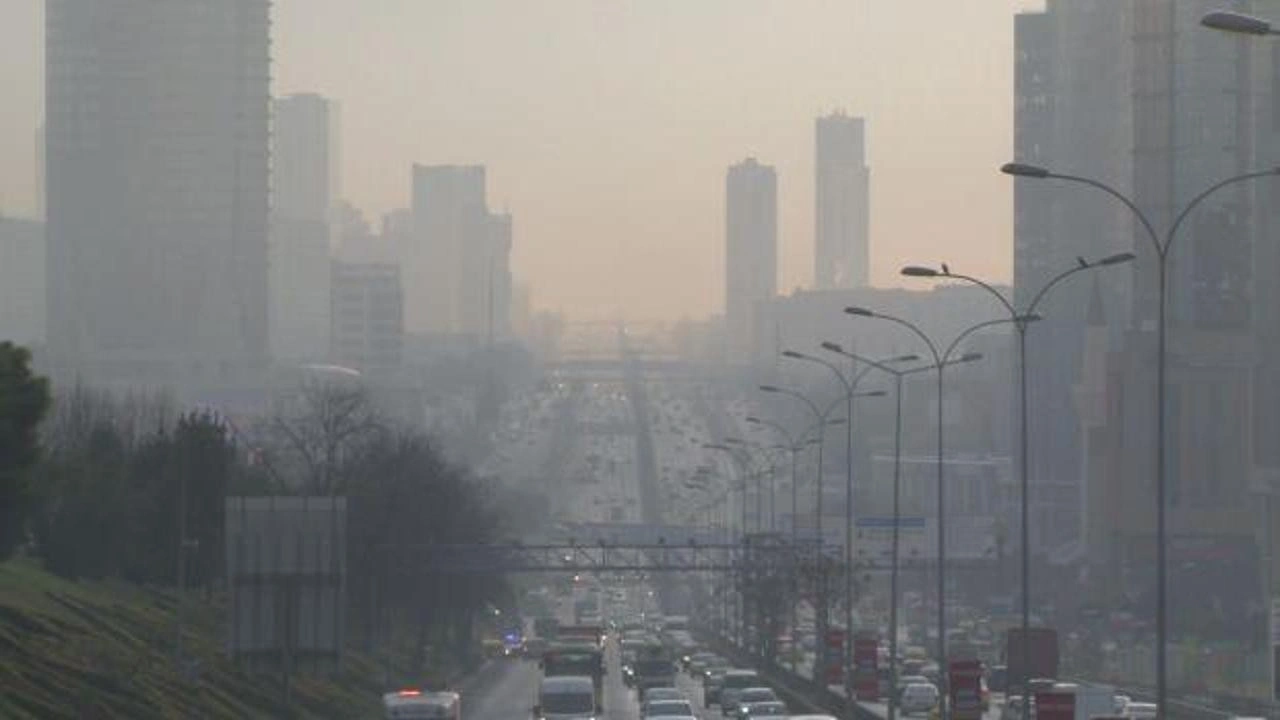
xmin=269 ymin=378 xmax=385 ymax=495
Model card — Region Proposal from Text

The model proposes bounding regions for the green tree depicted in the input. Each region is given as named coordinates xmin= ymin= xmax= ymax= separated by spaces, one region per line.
xmin=0 ymin=342 xmax=50 ymax=559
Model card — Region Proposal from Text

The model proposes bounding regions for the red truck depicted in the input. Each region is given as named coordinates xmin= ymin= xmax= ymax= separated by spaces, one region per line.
xmin=1005 ymin=628 xmax=1059 ymax=689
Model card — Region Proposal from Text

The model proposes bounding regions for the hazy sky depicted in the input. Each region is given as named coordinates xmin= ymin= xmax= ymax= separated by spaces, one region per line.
xmin=2 ymin=0 xmax=1043 ymax=322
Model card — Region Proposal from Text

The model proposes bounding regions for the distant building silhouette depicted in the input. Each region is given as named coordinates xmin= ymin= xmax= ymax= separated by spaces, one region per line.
xmin=45 ymin=0 xmax=269 ymax=388
xmin=331 ymin=261 xmax=403 ymax=373
xmin=1012 ymin=0 xmax=1133 ymax=553
xmin=814 ymin=112 xmax=869 ymax=290
xmin=725 ymin=158 xmax=777 ymax=359
xmin=409 ymin=165 xmax=512 ymax=342
xmin=270 ymin=93 xmax=336 ymax=365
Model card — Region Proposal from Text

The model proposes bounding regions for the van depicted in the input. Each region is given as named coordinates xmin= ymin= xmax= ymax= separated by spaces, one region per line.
xmin=534 ymin=675 xmax=599 ymax=720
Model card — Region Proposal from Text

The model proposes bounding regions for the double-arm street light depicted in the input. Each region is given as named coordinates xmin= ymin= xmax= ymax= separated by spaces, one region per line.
xmin=899 ymin=253 xmax=1133 ymax=702
xmin=846 ymin=308 xmax=1038 ymax=720
xmin=757 ymin=383 xmax=855 ymax=677
xmin=724 ymin=436 xmax=786 ymax=533
xmin=820 ymin=343 xmax=982 ymax=720
xmin=1002 ymin=160 xmax=1280 ymax=719
xmin=782 ymin=348 xmax=906 ymax=701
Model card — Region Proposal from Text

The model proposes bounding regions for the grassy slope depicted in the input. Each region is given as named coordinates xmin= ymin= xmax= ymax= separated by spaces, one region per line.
xmin=0 ymin=559 xmax=412 ymax=719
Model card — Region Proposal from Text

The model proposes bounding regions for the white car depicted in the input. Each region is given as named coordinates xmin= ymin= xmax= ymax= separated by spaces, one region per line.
xmin=739 ymin=700 xmax=788 ymax=719
xmin=1125 ymin=702 xmax=1158 ymax=720
xmin=641 ymin=687 xmax=683 ymax=704
xmin=643 ymin=699 xmax=696 ymax=718
xmin=900 ymin=682 xmax=940 ymax=715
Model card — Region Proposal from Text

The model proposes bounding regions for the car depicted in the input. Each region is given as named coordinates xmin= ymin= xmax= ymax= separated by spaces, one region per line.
xmin=900 ymin=682 xmax=940 ymax=716
xmin=730 ymin=687 xmax=778 ymax=718
xmin=1124 ymin=702 xmax=1158 ymax=720
xmin=739 ymin=700 xmax=788 ymax=719
xmin=1001 ymin=694 xmax=1031 ymax=720
xmin=686 ymin=651 xmax=718 ymax=673
xmin=641 ymin=687 xmax=684 ymax=704
xmin=704 ymin=668 xmax=729 ymax=705
xmin=788 ymin=716 xmax=838 ymax=720
xmin=643 ymin=699 xmax=696 ymax=718
xmin=896 ymin=675 xmax=931 ymax=701
xmin=718 ymin=670 xmax=762 ymax=712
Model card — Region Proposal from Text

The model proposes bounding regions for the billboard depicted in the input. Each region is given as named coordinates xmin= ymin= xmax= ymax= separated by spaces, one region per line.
xmin=225 ymin=496 xmax=346 ymax=674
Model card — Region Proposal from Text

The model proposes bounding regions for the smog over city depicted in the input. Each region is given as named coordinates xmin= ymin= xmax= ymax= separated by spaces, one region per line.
xmin=0 ymin=2 xmax=1276 ymax=719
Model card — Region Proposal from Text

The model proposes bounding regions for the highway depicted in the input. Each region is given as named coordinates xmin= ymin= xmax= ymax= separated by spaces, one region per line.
xmin=460 ymin=649 xmax=743 ymax=720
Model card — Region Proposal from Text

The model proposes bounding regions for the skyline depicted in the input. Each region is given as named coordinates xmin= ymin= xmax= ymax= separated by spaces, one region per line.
xmin=1 ymin=1 xmax=1043 ymax=322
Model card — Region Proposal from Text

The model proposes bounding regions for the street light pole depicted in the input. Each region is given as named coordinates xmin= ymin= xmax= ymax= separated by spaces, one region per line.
xmin=821 ymin=343 xmax=983 ymax=720
xmin=901 ymin=254 xmax=1132 ymax=703
xmin=782 ymin=349 xmax=903 ymax=701
xmin=758 ymin=383 xmax=844 ymax=679
xmin=1002 ymin=161 xmax=1279 ymax=718
xmin=847 ymin=309 xmax=1035 ymax=720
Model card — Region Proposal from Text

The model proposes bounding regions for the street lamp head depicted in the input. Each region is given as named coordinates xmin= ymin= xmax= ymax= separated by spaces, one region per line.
xmin=901 ymin=265 xmax=941 ymax=278
xmin=781 ymin=349 xmax=809 ymax=360
xmin=826 ymin=418 xmax=847 ymax=426
xmin=1015 ymin=313 xmax=1043 ymax=324
xmin=845 ymin=306 xmax=875 ymax=317
xmin=1201 ymin=10 xmax=1272 ymax=35
xmin=859 ymin=390 xmax=888 ymax=398
xmin=1001 ymin=162 xmax=1051 ymax=178
xmin=959 ymin=352 xmax=984 ymax=363
xmin=893 ymin=354 xmax=921 ymax=363
xmin=758 ymin=384 xmax=780 ymax=393
xmin=1098 ymin=251 xmax=1137 ymax=266
xmin=746 ymin=416 xmax=762 ymax=424
xmin=724 ymin=437 xmax=745 ymax=445
xmin=820 ymin=340 xmax=843 ymax=353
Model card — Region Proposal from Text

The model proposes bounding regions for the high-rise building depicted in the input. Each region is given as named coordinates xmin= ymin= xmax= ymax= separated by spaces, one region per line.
xmin=725 ymin=158 xmax=777 ymax=358
xmin=34 ymin=124 xmax=45 ymax=222
xmin=331 ymin=261 xmax=403 ymax=373
xmin=409 ymin=165 xmax=487 ymax=335
xmin=0 ymin=216 xmax=45 ymax=346
xmin=814 ymin=112 xmax=869 ymax=289
xmin=45 ymin=0 xmax=270 ymax=387
xmin=1013 ymin=0 xmax=1133 ymax=552
xmin=408 ymin=165 xmax=512 ymax=341
xmin=270 ymin=93 xmax=336 ymax=364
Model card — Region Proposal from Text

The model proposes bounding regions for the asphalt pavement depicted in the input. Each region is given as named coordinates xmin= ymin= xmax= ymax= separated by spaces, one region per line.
xmin=461 ymin=642 xmax=755 ymax=720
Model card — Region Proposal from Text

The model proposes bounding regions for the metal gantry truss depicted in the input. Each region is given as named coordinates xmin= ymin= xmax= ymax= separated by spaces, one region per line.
xmin=394 ymin=538 xmax=829 ymax=574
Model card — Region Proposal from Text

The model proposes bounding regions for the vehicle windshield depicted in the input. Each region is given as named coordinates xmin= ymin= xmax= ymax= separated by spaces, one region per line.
xmin=541 ymin=692 xmax=594 ymax=714
xmin=646 ymin=701 xmax=692 ymax=715
xmin=747 ymin=703 xmax=787 ymax=715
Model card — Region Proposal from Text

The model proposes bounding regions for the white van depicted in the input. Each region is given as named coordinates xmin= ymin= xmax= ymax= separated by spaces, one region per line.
xmin=534 ymin=675 xmax=599 ymax=720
